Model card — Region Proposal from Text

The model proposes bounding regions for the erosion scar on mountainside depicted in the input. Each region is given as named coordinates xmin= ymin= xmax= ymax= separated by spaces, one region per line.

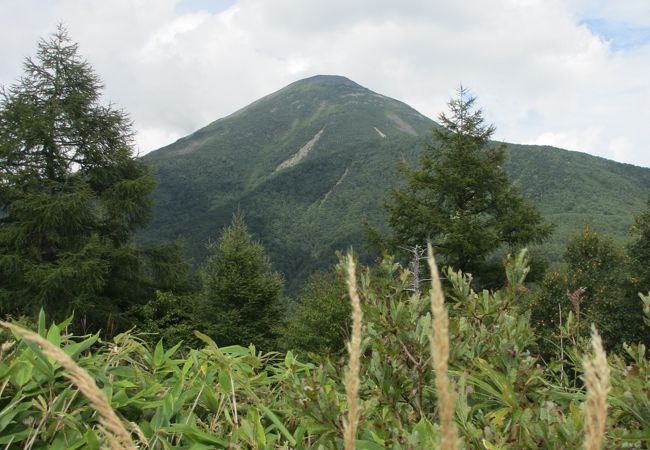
xmin=386 ymin=112 xmax=417 ymax=136
xmin=174 ymin=136 xmax=210 ymax=155
xmin=320 ymin=167 xmax=349 ymax=206
xmin=275 ymin=127 xmax=325 ymax=172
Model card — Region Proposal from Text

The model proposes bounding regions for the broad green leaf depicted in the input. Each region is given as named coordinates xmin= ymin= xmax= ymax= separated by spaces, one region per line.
xmin=356 ymin=440 xmax=386 ymax=450
xmin=162 ymin=392 xmax=174 ymax=420
xmin=165 ymin=424 xmax=228 ymax=446
xmin=248 ymin=407 xmax=266 ymax=447
xmin=0 ymin=402 xmax=31 ymax=432
xmin=0 ymin=428 xmax=31 ymax=444
xmin=259 ymin=404 xmax=296 ymax=446
xmin=38 ymin=308 xmax=46 ymax=337
xmin=63 ymin=332 xmax=99 ymax=358
xmin=218 ymin=371 xmax=232 ymax=396
xmin=153 ymin=339 xmax=165 ymax=368
xmin=202 ymin=385 xmax=221 ymax=413
xmin=46 ymin=323 xmax=61 ymax=348
xmin=194 ymin=331 xmax=218 ymax=349
xmin=10 ymin=360 xmax=32 ymax=387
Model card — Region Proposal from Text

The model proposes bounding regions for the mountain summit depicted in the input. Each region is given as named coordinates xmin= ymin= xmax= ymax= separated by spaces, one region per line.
xmin=289 ymin=74 xmax=365 ymax=88
xmin=142 ymin=75 xmax=438 ymax=287
xmin=143 ymin=76 xmax=650 ymax=290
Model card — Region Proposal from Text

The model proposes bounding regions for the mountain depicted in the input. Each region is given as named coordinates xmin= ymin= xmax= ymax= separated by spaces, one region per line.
xmin=141 ymin=75 xmax=650 ymax=291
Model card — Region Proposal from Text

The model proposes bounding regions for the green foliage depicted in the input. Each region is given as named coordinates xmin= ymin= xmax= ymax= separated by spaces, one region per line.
xmin=628 ymin=197 xmax=650 ymax=294
xmin=281 ymin=269 xmax=350 ymax=355
xmin=0 ymin=317 xmax=295 ymax=449
xmin=200 ymin=212 xmax=284 ymax=350
xmin=0 ymin=28 xmax=189 ymax=331
xmin=1 ymin=252 xmax=648 ymax=448
xmin=132 ymin=290 xmax=204 ymax=348
xmin=530 ymin=227 xmax=647 ymax=351
xmin=370 ymin=87 xmax=553 ymax=281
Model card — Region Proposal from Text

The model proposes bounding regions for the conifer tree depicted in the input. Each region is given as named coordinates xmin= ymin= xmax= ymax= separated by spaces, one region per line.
xmin=200 ymin=212 xmax=283 ymax=349
xmin=369 ymin=87 xmax=553 ymax=278
xmin=0 ymin=26 xmax=182 ymax=329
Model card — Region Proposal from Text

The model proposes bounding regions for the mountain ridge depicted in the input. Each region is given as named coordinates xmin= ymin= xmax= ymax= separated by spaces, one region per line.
xmin=142 ymin=75 xmax=650 ymax=291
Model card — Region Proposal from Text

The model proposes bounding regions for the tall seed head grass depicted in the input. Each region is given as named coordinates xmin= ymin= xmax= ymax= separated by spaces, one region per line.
xmin=0 ymin=321 xmax=137 ymax=450
xmin=427 ymin=244 xmax=459 ymax=450
xmin=343 ymin=253 xmax=363 ymax=450
xmin=583 ymin=325 xmax=610 ymax=450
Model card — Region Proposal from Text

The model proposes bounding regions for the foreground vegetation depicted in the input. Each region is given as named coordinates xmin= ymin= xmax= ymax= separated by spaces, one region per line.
xmin=1 ymin=251 xmax=648 ymax=448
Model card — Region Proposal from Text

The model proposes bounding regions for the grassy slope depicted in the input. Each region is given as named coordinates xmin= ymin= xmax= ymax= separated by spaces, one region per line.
xmin=142 ymin=75 xmax=650 ymax=290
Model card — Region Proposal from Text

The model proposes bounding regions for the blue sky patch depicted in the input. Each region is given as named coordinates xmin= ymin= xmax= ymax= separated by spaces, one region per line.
xmin=581 ymin=18 xmax=650 ymax=51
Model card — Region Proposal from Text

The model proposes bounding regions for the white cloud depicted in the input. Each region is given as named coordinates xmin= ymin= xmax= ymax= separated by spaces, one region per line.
xmin=1 ymin=0 xmax=649 ymax=167
xmin=135 ymin=127 xmax=184 ymax=157
xmin=525 ymin=129 xmax=604 ymax=153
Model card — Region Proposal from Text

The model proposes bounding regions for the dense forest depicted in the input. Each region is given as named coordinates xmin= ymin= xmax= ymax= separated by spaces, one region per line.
xmin=1 ymin=28 xmax=649 ymax=449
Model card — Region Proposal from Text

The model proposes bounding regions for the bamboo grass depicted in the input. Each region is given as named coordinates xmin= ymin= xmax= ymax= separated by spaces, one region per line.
xmin=0 ymin=321 xmax=137 ymax=450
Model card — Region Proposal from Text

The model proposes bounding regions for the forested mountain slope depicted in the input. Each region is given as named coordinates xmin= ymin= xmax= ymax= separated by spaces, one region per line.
xmin=142 ymin=75 xmax=650 ymax=290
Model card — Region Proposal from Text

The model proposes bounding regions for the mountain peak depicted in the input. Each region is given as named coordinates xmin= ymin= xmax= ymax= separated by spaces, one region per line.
xmin=280 ymin=75 xmax=371 ymax=97
xmin=292 ymin=74 xmax=362 ymax=88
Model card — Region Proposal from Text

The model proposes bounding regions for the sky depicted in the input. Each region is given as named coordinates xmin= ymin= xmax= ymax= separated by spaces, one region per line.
xmin=1 ymin=0 xmax=649 ymax=167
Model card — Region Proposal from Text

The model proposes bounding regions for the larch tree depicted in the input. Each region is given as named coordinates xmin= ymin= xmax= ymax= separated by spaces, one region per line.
xmin=0 ymin=26 xmax=185 ymax=330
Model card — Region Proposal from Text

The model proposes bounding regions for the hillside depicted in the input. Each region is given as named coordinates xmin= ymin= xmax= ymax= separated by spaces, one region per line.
xmin=141 ymin=75 xmax=650 ymax=291
xmin=506 ymin=144 xmax=650 ymax=258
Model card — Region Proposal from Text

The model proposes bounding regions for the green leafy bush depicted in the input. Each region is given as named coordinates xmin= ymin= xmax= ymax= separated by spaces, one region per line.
xmin=530 ymin=227 xmax=648 ymax=353
xmin=0 ymin=251 xmax=648 ymax=448
xmin=280 ymin=269 xmax=350 ymax=355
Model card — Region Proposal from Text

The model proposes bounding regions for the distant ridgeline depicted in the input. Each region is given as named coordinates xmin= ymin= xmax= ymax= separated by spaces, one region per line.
xmin=141 ymin=75 xmax=650 ymax=291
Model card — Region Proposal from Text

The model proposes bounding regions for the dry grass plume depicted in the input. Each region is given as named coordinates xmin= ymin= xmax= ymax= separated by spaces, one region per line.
xmin=583 ymin=325 xmax=610 ymax=450
xmin=0 ymin=321 xmax=137 ymax=450
xmin=343 ymin=254 xmax=363 ymax=450
xmin=427 ymin=244 xmax=459 ymax=450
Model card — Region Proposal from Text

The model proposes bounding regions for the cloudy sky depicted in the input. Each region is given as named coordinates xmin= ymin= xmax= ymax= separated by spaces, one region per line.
xmin=1 ymin=0 xmax=649 ymax=166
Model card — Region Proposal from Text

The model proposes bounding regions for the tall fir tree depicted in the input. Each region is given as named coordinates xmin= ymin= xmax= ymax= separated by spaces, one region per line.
xmin=0 ymin=26 xmax=185 ymax=330
xmin=200 ymin=212 xmax=283 ymax=349
xmin=368 ymin=87 xmax=553 ymax=279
